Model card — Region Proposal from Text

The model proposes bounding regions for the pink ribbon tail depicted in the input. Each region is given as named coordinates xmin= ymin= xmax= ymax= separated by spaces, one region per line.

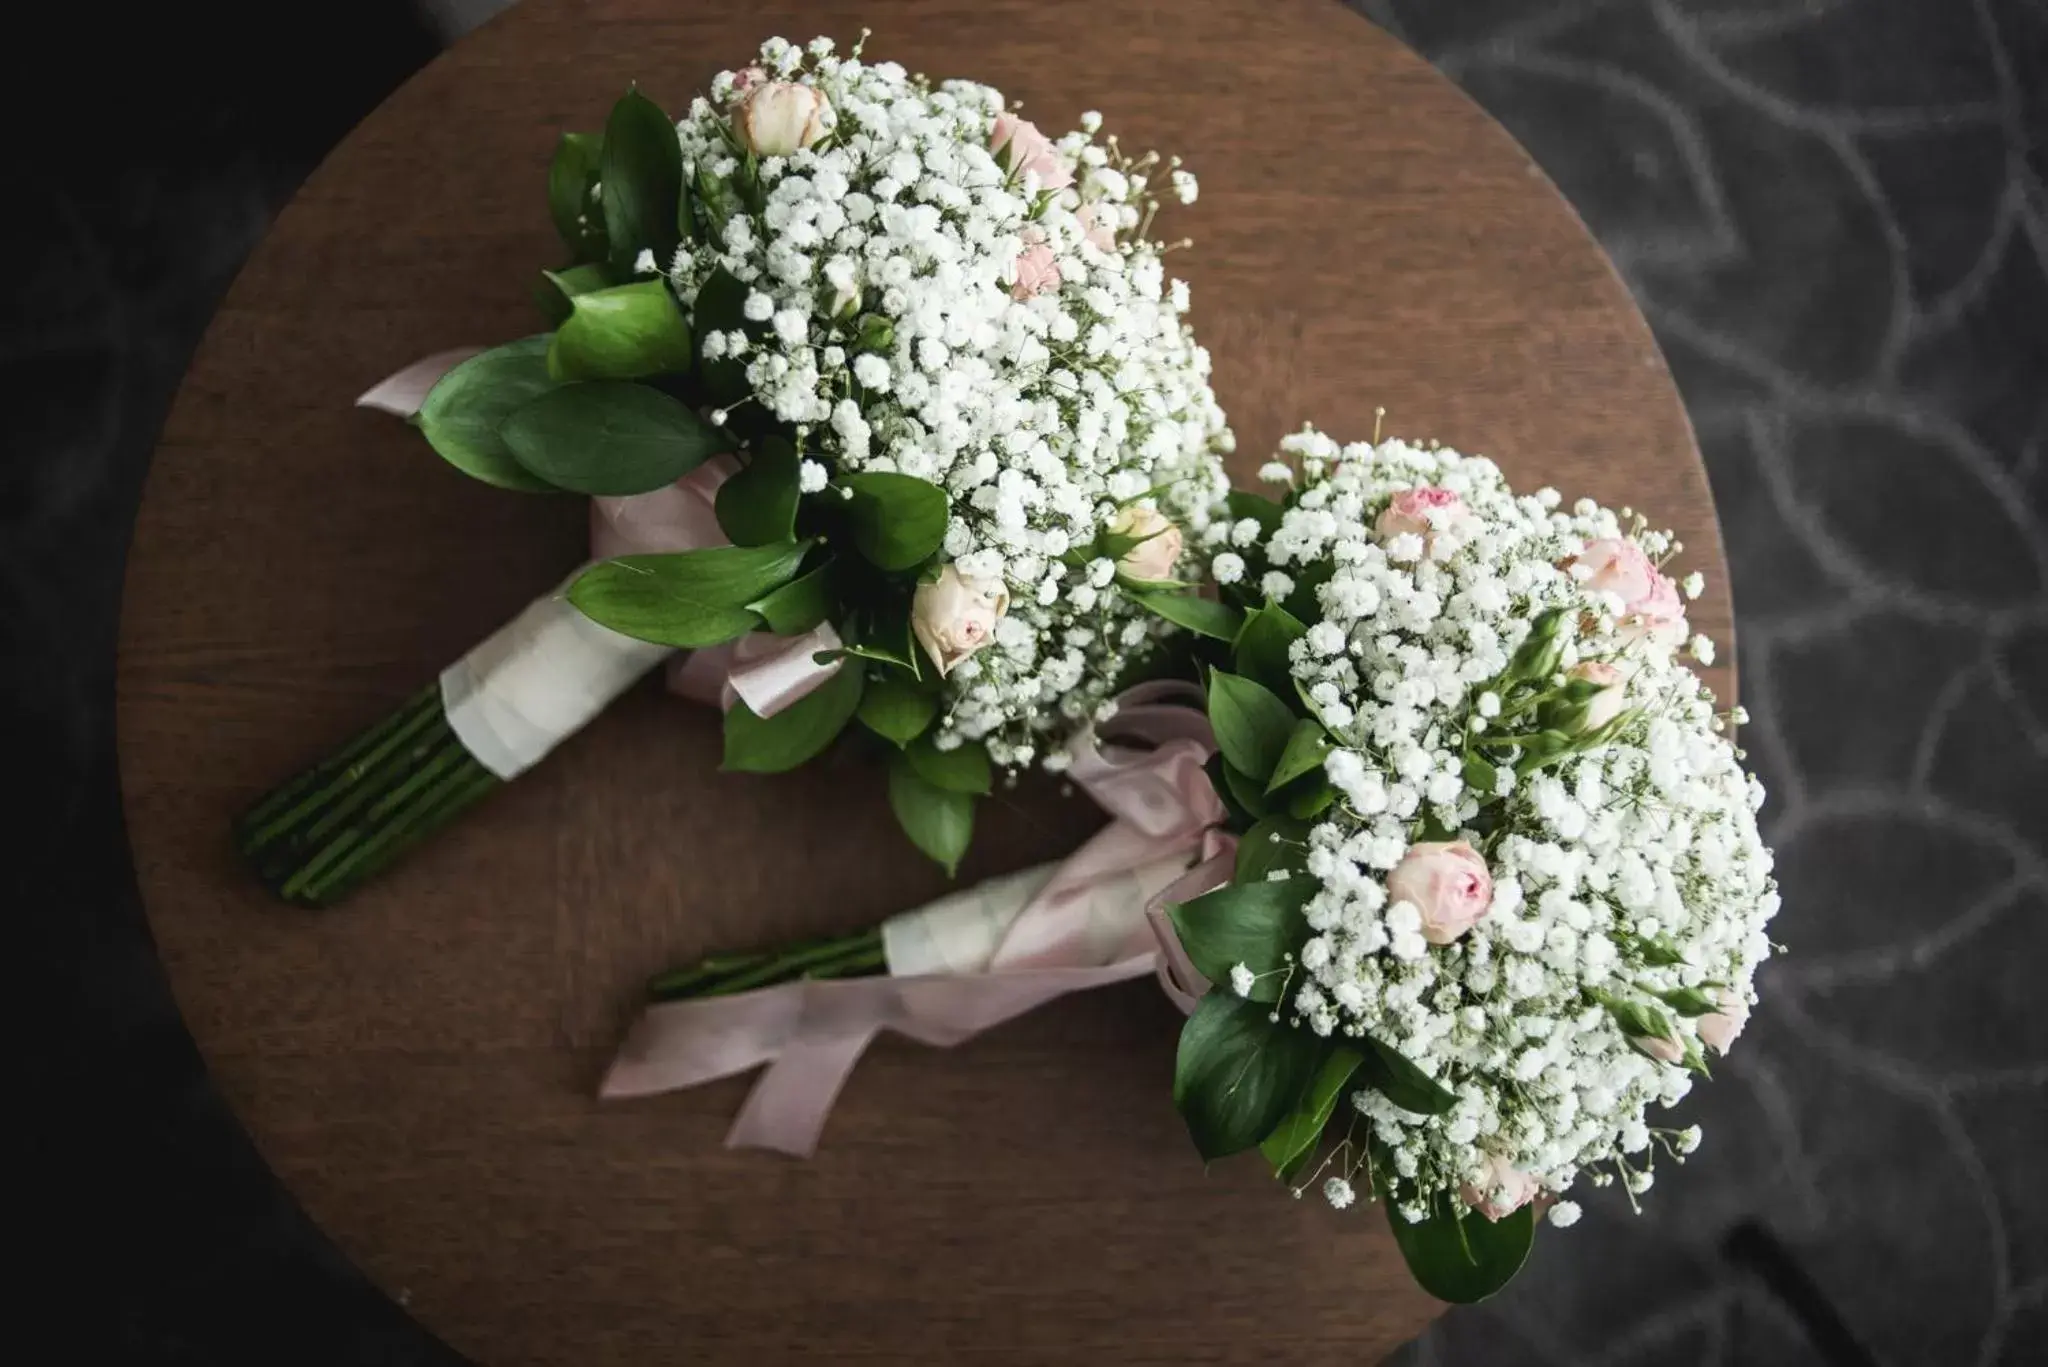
xmin=600 ymin=682 xmax=1237 ymax=1154
xmin=355 ymin=348 xmax=482 ymax=416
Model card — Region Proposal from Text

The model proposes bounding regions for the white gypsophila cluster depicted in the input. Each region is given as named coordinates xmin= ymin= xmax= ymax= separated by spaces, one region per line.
xmin=1255 ymin=428 xmax=1776 ymax=1221
xmin=667 ymin=37 xmax=1233 ymax=768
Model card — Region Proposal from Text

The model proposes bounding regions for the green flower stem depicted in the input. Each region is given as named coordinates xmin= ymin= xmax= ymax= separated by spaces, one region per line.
xmin=235 ymin=686 xmax=500 ymax=908
xmin=648 ymin=929 xmax=887 ymax=1003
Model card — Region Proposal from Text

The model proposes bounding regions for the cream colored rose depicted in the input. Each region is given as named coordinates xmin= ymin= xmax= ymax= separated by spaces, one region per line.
xmin=734 ymin=81 xmax=831 ymax=157
xmin=1110 ymin=505 xmax=1183 ymax=582
xmin=911 ymin=566 xmax=1009 ymax=677
xmin=1631 ymin=1032 xmax=1685 ymax=1065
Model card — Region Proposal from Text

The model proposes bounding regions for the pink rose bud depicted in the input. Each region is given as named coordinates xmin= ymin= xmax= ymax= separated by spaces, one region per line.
xmin=727 ymin=66 xmax=768 ymax=100
xmin=1386 ymin=840 xmax=1493 ymax=945
xmin=734 ymin=81 xmax=832 ymax=157
xmin=1565 ymin=660 xmax=1631 ymax=732
xmin=1375 ymin=486 xmax=1469 ymax=543
xmin=1461 ymin=1152 xmax=1540 ymax=1222
xmin=1010 ymin=228 xmax=1062 ymax=300
xmin=1631 ymin=1032 xmax=1685 ymax=1065
xmin=911 ymin=566 xmax=1010 ymax=677
xmin=1575 ymin=537 xmax=1687 ymax=653
xmin=1077 ymin=201 xmax=1118 ymax=252
xmin=990 ymin=112 xmax=1074 ymax=190
xmin=1110 ymin=505 xmax=1183 ymax=582
xmin=1696 ymin=988 xmax=1750 ymax=1055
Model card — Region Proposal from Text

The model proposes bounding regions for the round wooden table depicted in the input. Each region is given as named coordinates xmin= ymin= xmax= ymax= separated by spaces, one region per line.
xmin=118 ymin=1 xmax=1730 ymax=1362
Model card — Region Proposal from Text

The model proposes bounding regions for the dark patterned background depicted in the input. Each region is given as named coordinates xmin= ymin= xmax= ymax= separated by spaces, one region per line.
xmin=7 ymin=1 xmax=2044 ymax=1362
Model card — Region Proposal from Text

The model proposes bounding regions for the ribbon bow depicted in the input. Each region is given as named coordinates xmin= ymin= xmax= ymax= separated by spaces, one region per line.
xmin=600 ymin=680 xmax=1235 ymax=1155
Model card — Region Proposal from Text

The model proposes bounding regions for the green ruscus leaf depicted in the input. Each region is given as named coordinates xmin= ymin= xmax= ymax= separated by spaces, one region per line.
xmin=1387 ymin=1195 xmax=1536 ymax=1304
xmin=841 ymin=472 xmax=948 ymax=571
xmin=600 ymin=87 xmax=683 ymax=273
xmin=547 ymin=280 xmax=693 ymax=382
xmin=533 ymin=263 xmax=616 ymax=327
xmin=1207 ymin=668 xmax=1299 ymax=783
xmin=1266 ymin=717 xmax=1332 ymax=794
xmin=1234 ymin=601 xmax=1307 ymax=700
xmin=715 ymin=436 xmax=802 ymax=546
xmin=1355 ymin=1034 xmax=1459 ymax=1116
xmin=857 ymin=675 xmax=939 ymax=747
xmin=501 ymin=381 xmax=722 ymax=495
xmin=413 ymin=338 xmax=561 ymax=492
xmin=1129 ymin=589 xmax=1244 ymax=642
xmin=1259 ymin=1045 xmax=1363 ymax=1181
xmin=567 ymin=541 xmax=809 ymax=647
xmin=905 ymin=735 xmax=992 ymax=795
xmin=1234 ymin=814 xmax=1309 ymax=884
xmin=1167 ymin=876 xmax=1316 ymax=1003
xmin=722 ymin=662 xmax=865 ymax=774
xmin=747 ymin=562 xmax=833 ymax=635
xmin=887 ymin=754 xmax=976 ymax=875
xmin=1173 ymin=993 xmax=1326 ymax=1162
xmin=547 ymin=131 xmax=606 ymax=263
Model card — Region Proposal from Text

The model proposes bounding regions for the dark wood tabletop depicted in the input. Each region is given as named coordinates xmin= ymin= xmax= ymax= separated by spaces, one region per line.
xmin=116 ymin=0 xmax=1729 ymax=1362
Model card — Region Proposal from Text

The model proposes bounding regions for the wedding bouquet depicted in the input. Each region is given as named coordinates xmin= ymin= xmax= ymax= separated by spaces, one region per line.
xmin=609 ymin=428 xmax=1779 ymax=1304
xmin=237 ymin=35 xmax=1233 ymax=905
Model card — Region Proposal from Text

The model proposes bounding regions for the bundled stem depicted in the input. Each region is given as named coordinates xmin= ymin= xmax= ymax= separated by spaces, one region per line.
xmin=235 ymin=685 xmax=500 ymax=908
xmin=647 ymin=928 xmax=886 ymax=1002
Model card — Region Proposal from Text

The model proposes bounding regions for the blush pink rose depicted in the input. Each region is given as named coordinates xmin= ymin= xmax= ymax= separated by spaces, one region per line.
xmin=1077 ymin=201 xmax=1119 ymax=252
xmin=726 ymin=65 xmax=767 ymax=100
xmin=1577 ymin=537 xmax=1687 ymax=652
xmin=911 ymin=566 xmax=1010 ymax=677
xmin=1631 ymin=1032 xmax=1685 ymax=1065
xmin=1462 ymin=1153 xmax=1540 ymax=1222
xmin=1375 ymin=486 xmax=1468 ymax=540
xmin=1566 ymin=659 xmax=1631 ymax=732
xmin=1110 ymin=504 xmax=1182 ymax=582
xmin=1696 ymin=988 xmax=1750 ymax=1055
xmin=1387 ymin=840 xmax=1493 ymax=945
xmin=1010 ymin=229 xmax=1061 ymax=300
xmin=991 ymin=112 xmax=1074 ymax=190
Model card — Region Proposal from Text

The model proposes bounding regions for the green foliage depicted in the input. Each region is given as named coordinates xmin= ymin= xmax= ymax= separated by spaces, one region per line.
xmin=1173 ymin=993 xmax=1327 ymax=1162
xmin=905 ymin=735 xmax=992 ymax=795
xmin=1166 ymin=876 xmax=1315 ymax=1003
xmin=1233 ymin=601 xmax=1306 ymax=700
xmin=414 ymin=338 xmax=559 ymax=492
xmin=547 ymin=131 xmax=606 ymax=263
xmin=841 ymin=472 xmax=949 ymax=570
xmin=600 ymin=88 xmax=683 ymax=273
xmin=500 ymin=381 xmax=721 ymax=495
xmin=1386 ymin=1196 xmax=1535 ymax=1304
xmin=715 ymin=436 xmax=801 ymax=546
xmin=887 ymin=755 xmax=975 ymax=875
xmin=1129 ymin=589 xmax=1244 ymax=642
xmin=747 ymin=563 xmax=833 ymax=634
xmin=1259 ymin=1045 xmax=1362 ymax=1181
xmin=856 ymin=675 xmax=938 ymax=746
xmin=567 ymin=541 xmax=809 ymax=647
xmin=1207 ymin=669 xmax=1298 ymax=782
xmin=722 ymin=664 xmax=865 ymax=774
xmin=547 ymin=281 xmax=693 ymax=382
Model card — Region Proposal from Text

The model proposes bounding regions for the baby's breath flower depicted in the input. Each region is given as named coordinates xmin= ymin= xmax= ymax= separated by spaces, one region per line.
xmin=1233 ymin=428 xmax=1777 ymax=1233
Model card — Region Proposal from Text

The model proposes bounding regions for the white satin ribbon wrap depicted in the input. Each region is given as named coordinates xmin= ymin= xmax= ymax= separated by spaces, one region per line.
xmin=359 ymin=353 xmax=841 ymax=778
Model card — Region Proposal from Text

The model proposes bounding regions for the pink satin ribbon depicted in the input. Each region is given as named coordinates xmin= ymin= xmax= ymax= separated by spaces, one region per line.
xmin=359 ymin=355 xmax=841 ymax=720
xmin=600 ymin=679 xmax=1236 ymax=1156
